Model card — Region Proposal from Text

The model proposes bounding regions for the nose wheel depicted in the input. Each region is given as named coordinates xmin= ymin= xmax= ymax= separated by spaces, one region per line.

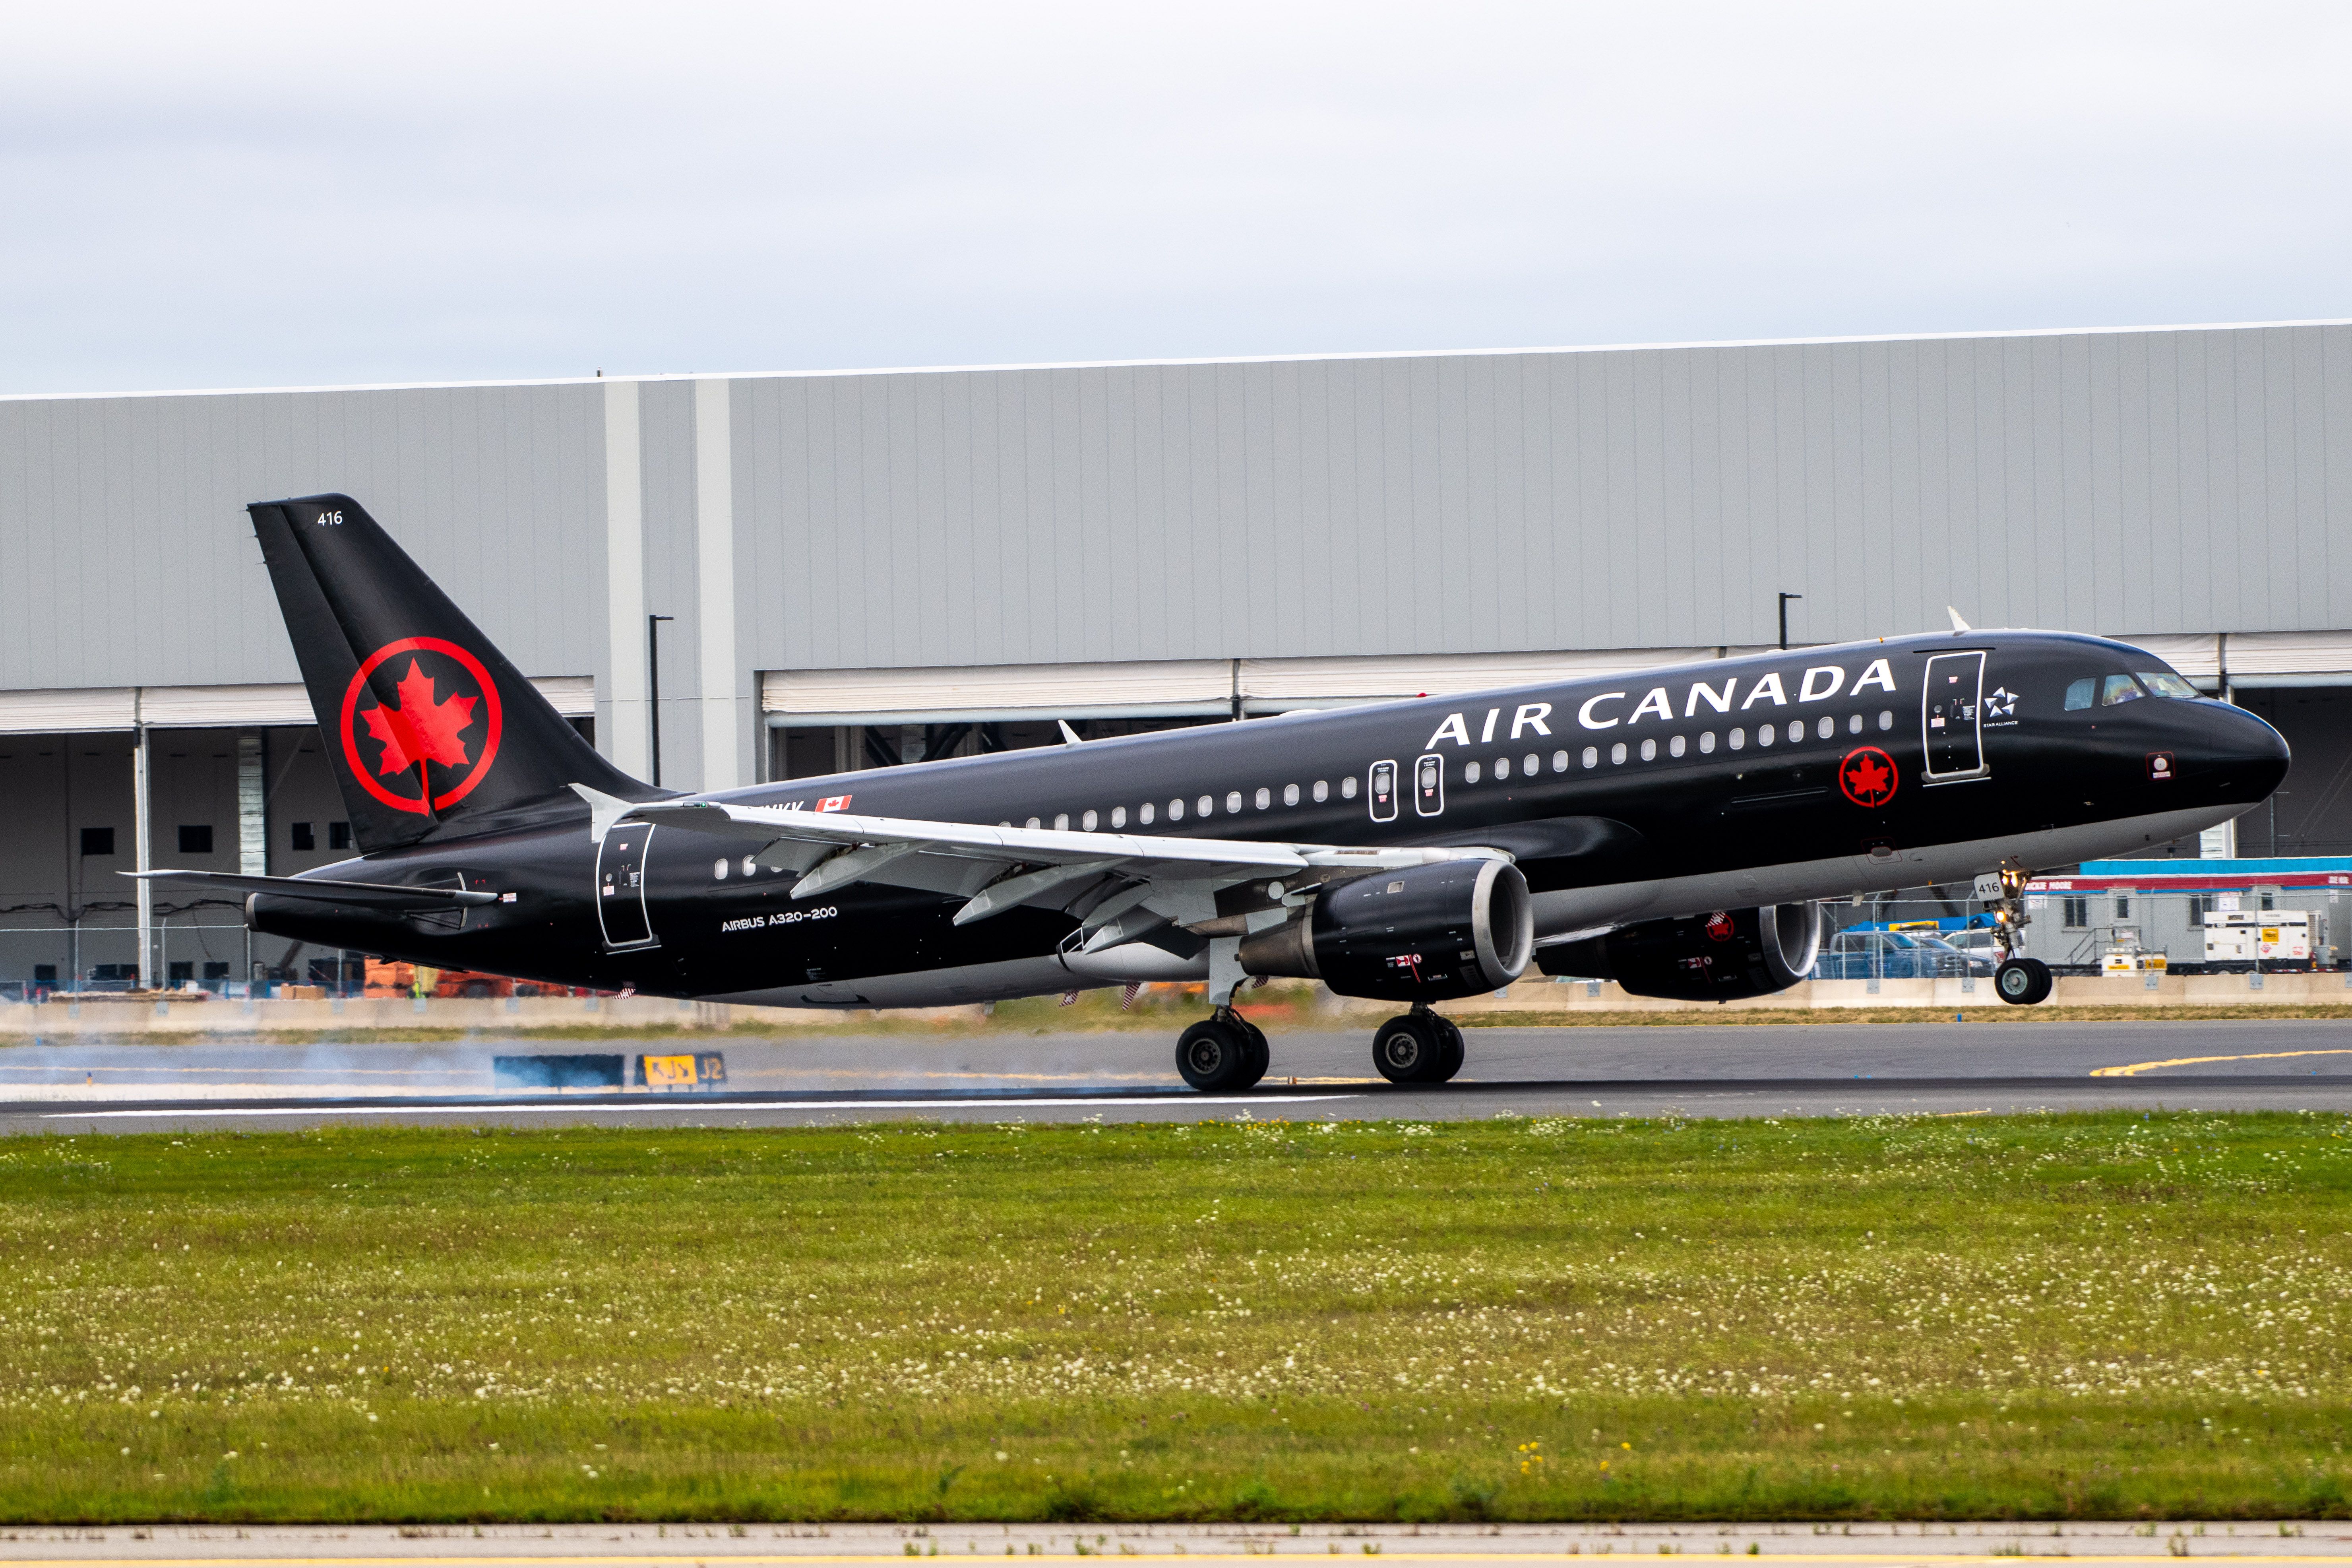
xmin=1372 ymin=1009 xmax=1465 ymax=1084
xmin=1994 ymin=957 xmax=2052 ymax=1006
xmin=1174 ymin=1009 xmax=1270 ymax=1091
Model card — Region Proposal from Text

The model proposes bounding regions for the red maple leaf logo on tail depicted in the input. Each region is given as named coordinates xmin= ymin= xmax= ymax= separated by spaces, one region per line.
xmin=359 ymin=659 xmax=477 ymax=778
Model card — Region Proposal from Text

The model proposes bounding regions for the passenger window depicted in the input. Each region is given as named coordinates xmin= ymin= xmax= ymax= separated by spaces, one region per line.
xmin=1226 ymin=791 xmax=1244 ymax=813
xmin=2064 ymin=678 xmax=2096 ymax=710
xmin=1639 ymin=738 xmax=1656 ymax=761
xmin=1282 ymin=783 xmax=1299 ymax=806
xmin=1082 ymin=810 xmax=1098 ymax=831
xmin=1340 ymin=775 xmax=1359 ymax=800
xmin=2100 ymin=673 xmax=2146 ymax=707
xmin=1877 ymin=710 xmax=1893 ymax=730
xmin=1110 ymin=806 xmax=1126 ymax=829
xmin=1847 ymin=713 xmax=1862 ymax=734
xmin=1139 ymin=802 xmax=1155 ymax=826
xmin=1610 ymin=742 xmax=1627 ymax=764
xmin=1523 ymin=752 xmax=1539 ymax=775
xmin=1199 ymin=794 xmax=1214 ymax=816
xmin=1581 ymin=746 xmax=1598 ymax=768
xmin=1550 ymin=750 xmax=1568 ymax=772
xmin=1464 ymin=761 xmax=1482 ymax=783
xmin=1494 ymin=756 xmax=1510 ymax=779
xmin=2138 ymin=671 xmax=2200 ymax=698
xmin=1816 ymin=717 xmax=1833 ymax=739
xmin=1025 ymin=816 xmax=1041 ymax=830
xmin=1788 ymin=720 xmax=1804 ymax=744
xmin=1729 ymin=728 xmax=1746 ymax=750
xmin=1167 ymin=799 xmax=1183 ymax=822
xmin=1253 ymin=787 xmax=1270 ymax=810
xmin=1699 ymin=732 xmax=1716 ymax=754
xmin=1668 ymin=735 xmax=1686 ymax=758
xmin=1757 ymin=724 xmax=1775 ymax=748
xmin=1054 ymin=813 xmax=1070 ymax=831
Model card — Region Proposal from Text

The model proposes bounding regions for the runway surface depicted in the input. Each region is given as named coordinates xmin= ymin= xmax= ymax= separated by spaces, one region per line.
xmin=0 ymin=1521 xmax=2340 ymax=1562
xmin=6 ymin=1018 xmax=2352 ymax=1132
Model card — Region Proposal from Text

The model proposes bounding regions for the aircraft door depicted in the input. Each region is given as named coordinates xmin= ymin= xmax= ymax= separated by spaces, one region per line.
xmin=1922 ymin=651 xmax=1989 ymax=780
xmin=596 ymin=824 xmax=659 ymax=949
xmin=1369 ymin=760 xmax=1399 ymax=822
xmin=1414 ymin=753 xmax=1445 ymax=817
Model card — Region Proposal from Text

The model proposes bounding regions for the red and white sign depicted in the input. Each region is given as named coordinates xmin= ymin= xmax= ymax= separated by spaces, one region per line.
xmin=816 ymin=795 xmax=852 ymax=813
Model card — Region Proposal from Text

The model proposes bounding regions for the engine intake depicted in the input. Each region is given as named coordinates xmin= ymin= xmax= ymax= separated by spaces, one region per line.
xmin=1536 ymin=903 xmax=1822 ymax=1002
xmin=1239 ymin=859 xmax=1534 ymax=1002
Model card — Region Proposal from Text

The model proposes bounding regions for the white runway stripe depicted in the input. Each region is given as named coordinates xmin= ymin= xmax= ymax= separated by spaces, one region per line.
xmin=43 ymin=1093 xmax=1359 ymax=1120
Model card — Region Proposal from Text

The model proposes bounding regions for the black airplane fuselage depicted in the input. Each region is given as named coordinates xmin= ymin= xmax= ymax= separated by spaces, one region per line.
xmin=251 ymin=629 xmax=2288 ymax=1008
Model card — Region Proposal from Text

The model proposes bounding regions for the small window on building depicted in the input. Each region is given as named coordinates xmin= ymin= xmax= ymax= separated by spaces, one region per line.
xmin=203 ymin=961 xmax=229 ymax=981
xmin=33 ymin=965 xmax=56 ymax=988
xmin=1339 ymin=776 xmax=1358 ymax=800
xmin=330 ymin=822 xmax=353 ymax=850
xmin=1282 ymin=783 xmax=1299 ymax=806
xmin=1312 ymin=780 xmax=1328 ymax=803
xmin=1728 ymin=728 xmax=1746 ymax=751
xmin=80 ymin=827 xmax=114 ymax=857
xmin=1464 ymin=761 xmax=1482 ymax=784
xmin=2062 ymin=896 xmax=2090 ymax=929
xmin=2260 ymin=889 xmax=2276 ymax=911
xmin=291 ymin=821 xmax=315 ymax=851
xmin=2064 ymin=678 xmax=2096 ymax=711
xmin=178 ymin=825 xmax=213 ymax=855
xmin=2115 ymin=895 xmax=2131 ymax=919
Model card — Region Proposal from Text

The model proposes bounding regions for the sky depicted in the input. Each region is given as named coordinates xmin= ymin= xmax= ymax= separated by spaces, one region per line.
xmin=4 ymin=1 xmax=2350 ymax=395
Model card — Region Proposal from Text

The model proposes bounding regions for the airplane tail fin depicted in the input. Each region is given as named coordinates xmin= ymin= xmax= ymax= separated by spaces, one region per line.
xmin=248 ymin=492 xmax=659 ymax=854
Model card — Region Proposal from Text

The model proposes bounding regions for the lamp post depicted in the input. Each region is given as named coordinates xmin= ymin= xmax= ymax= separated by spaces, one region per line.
xmin=647 ymin=614 xmax=674 ymax=787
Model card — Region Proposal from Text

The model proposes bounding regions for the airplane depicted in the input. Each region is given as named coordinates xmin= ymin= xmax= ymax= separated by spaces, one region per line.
xmin=136 ymin=493 xmax=2291 ymax=1091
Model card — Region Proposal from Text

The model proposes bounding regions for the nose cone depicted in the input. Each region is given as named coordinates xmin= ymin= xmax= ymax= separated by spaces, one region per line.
xmin=2203 ymin=701 xmax=2291 ymax=806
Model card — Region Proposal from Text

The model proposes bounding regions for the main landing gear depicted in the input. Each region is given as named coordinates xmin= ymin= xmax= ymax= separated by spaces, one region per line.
xmin=1372 ymin=1006 xmax=1464 ymax=1085
xmin=1174 ymin=1009 xmax=1270 ymax=1092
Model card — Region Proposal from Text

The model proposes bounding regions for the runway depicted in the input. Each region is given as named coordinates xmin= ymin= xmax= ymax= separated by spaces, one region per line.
xmin=6 ymin=1018 xmax=2352 ymax=1132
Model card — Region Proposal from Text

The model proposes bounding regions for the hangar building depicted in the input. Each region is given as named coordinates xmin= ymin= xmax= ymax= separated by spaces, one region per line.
xmin=4 ymin=320 xmax=2350 ymax=991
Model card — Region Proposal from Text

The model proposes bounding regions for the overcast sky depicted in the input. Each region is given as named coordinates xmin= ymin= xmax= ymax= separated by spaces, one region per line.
xmin=4 ymin=2 xmax=2348 ymax=395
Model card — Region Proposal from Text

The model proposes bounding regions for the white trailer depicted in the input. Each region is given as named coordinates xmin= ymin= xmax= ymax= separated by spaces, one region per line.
xmin=2202 ymin=910 xmax=2322 ymax=971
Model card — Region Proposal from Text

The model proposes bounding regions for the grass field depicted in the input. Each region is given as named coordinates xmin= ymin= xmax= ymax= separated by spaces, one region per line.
xmin=1 ymin=1111 xmax=2348 ymax=1523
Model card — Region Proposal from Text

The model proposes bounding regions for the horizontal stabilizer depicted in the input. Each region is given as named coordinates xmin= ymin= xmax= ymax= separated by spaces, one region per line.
xmin=124 ymin=870 xmax=498 ymax=907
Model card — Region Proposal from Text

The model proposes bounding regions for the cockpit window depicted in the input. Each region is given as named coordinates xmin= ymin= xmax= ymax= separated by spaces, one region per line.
xmin=2064 ymin=678 xmax=2095 ymax=711
xmin=2137 ymin=671 xmax=2201 ymax=698
xmin=2100 ymin=673 xmax=2146 ymax=706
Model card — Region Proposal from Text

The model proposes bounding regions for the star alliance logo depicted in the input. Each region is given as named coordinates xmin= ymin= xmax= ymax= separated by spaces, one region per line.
xmin=1985 ymin=686 xmax=2019 ymax=719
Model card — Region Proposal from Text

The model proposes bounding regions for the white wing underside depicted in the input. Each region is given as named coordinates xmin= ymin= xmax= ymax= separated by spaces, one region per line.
xmin=622 ymin=799 xmax=1506 ymax=933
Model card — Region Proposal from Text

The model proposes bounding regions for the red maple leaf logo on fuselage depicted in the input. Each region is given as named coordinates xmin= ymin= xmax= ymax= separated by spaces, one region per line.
xmin=1841 ymin=748 xmax=1898 ymax=807
xmin=360 ymin=659 xmax=477 ymax=778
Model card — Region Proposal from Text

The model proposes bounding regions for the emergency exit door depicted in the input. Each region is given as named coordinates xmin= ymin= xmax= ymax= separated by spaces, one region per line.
xmin=1922 ymin=651 xmax=1989 ymax=781
xmin=596 ymin=824 xmax=659 ymax=948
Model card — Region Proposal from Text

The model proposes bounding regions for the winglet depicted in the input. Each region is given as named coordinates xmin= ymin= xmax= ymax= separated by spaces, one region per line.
xmin=570 ymin=782 xmax=637 ymax=841
xmin=1946 ymin=606 xmax=1972 ymax=633
xmin=1056 ymin=720 xmax=1084 ymax=746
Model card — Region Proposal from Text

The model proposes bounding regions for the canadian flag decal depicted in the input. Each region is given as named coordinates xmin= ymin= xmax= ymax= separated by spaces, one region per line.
xmin=816 ymin=795 xmax=852 ymax=813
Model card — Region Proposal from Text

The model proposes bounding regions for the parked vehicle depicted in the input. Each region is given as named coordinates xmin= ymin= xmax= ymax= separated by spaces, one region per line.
xmin=1812 ymin=928 xmax=1996 ymax=980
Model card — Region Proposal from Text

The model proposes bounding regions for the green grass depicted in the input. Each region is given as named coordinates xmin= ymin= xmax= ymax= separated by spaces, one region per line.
xmin=2 ymin=1111 xmax=2349 ymax=1523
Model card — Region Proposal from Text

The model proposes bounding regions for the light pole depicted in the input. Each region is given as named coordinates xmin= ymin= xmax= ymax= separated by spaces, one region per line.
xmin=647 ymin=614 xmax=674 ymax=788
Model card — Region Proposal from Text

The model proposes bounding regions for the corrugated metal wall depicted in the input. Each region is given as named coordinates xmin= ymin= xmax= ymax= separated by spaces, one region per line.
xmin=3 ymin=323 xmax=2349 ymax=792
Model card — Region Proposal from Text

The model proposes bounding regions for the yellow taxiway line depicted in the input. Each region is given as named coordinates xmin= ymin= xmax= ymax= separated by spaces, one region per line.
xmin=2090 ymin=1047 xmax=2352 ymax=1077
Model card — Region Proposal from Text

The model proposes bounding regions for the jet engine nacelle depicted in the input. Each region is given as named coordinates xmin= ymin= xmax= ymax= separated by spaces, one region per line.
xmin=1239 ymin=859 xmax=1534 ymax=1002
xmin=1535 ymin=902 xmax=1822 ymax=1002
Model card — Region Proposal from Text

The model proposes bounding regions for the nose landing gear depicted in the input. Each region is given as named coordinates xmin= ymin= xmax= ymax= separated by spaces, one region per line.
xmin=1994 ymin=957 xmax=2053 ymax=1006
xmin=1986 ymin=857 xmax=2052 ymax=1006
xmin=1372 ymin=1006 xmax=1465 ymax=1084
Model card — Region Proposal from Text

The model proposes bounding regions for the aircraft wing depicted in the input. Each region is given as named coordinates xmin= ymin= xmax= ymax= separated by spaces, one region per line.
xmin=623 ymin=800 xmax=1503 ymax=932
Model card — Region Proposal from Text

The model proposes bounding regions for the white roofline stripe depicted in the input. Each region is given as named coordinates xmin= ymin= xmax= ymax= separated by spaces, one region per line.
xmin=7 ymin=318 xmax=2350 ymax=404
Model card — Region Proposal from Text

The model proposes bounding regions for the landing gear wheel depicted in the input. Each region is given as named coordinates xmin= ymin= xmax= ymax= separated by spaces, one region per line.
xmin=1234 ymin=1016 xmax=1271 ymax=1088
xmin=1994 ymin=957 xmax=2053 ymax=1006
xmin=1373 ymin=1013 xmax=1457 ymax=1084
xmin=1176 ymin=1015 xmax=1265 ymax=1091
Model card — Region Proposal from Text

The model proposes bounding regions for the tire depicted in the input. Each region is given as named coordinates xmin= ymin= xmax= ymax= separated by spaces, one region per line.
xmin=1432 ymin=1017 xmax=1465 ymax=1083
xmin=1234 ymin=1018 xmax=1271 ymax=1089
xmin=1373 ymin=1014 xmax=1445 ymax=1084
xmin=1994 ymin=957 xmax=2053 ymax=1006
xmin=1176 ymin=1019 xmax=1255 ymax=1091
